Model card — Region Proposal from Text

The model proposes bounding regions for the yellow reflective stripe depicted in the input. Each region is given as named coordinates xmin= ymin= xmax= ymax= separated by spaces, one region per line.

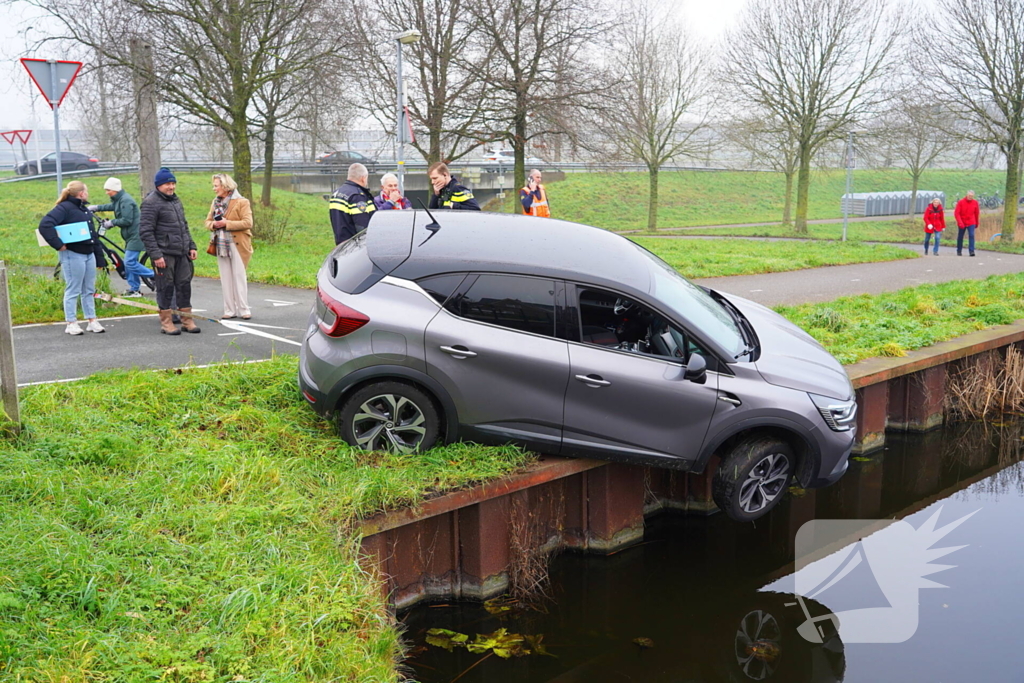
xmin=450 ymin=191 xmax=474 ymax=202
xmin=330 ymin=198 xmax=376 ymax=214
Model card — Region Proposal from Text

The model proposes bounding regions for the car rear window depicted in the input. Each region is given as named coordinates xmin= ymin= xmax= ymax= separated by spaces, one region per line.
xmin=326 ymin=232 xmax=386 ymax=294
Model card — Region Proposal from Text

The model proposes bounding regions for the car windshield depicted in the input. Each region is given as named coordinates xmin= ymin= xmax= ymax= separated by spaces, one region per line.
xmin=639 ymin=247 xmax=746 ymax=357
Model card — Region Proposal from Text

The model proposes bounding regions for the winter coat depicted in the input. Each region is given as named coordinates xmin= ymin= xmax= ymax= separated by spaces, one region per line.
xmin=429 ymin=176 xmax=480 ymax=211
xmin=329 ymin=179 xmax=377 ymax=244
xmin=204 ymin=190 xmax=254 ymax=266
xmin=139 ymin=189 xmax=196 ymax=259
xmin=923 ymin=203 xmax=945 ymax=233
xmin=94 ymin=189 xmax=144 ymax=251
xmin=954 ymin=197 xmax=980 ymax=228
xmin=37 ymin=196 xmax=107 ymax=266
xmin=374 ymin=192 xmax=412 ymax=210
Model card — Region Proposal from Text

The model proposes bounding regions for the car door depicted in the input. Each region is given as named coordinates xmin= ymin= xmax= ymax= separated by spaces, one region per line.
xmin=41 ymin=152 xmax=56 ymax=173
xmin=561 ymin=284 xmax=720 ymax=466
xmin=424 ymin=273 xmax=570 ymax=453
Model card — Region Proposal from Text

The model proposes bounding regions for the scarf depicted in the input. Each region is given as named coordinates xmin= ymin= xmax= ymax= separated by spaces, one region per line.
xmin=213 ymin=194 xmax=233 ymax=258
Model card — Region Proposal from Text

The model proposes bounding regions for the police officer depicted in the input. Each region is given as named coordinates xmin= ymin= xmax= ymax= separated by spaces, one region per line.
xmin=329 ymin=163 xmax=376 ymax=244
xmin=428 ymin=162 xmax=481 ymax=210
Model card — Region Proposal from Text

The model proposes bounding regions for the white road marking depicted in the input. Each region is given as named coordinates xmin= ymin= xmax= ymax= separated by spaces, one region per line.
xmin=850 ymin=279 xmax=860 ymax=281
xmin=218 ymin=332 xmax=244 ymax=337
xmin=15 ymin=313 xmax=159 ymax=328
xmin=265 ymin=299 xmax=299 ymax=307
xmin=750 ymin=289 xmax=763 ymax=292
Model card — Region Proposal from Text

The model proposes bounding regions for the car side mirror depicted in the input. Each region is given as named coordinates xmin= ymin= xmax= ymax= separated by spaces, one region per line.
xmin=684 ymin=353 xmax=707 ymax=384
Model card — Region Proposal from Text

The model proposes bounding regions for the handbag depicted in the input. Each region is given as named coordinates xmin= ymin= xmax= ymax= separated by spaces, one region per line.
xmin=207 ymin=212 xmax=222 ymax=255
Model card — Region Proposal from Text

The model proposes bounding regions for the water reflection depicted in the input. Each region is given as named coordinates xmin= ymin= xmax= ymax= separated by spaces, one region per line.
xmin=403 ymin=420 xmax=1024 ymax=682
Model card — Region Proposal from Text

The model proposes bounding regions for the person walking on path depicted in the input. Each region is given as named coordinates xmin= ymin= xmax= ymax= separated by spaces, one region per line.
xmin=374 ymin=172 xmax=412 ymax=210
xmin=89 ymin=177 xmax=152 ymax=296
xmin=428 ymin=162 xmax=481 ymax=210
xmin=139 ymin=167 xmax=200 ymax=335
xmin=520 ymin=169 xmax=551 ymax=217
xmin=954 ymin=190 xmax=979 ymax=257
xmin=38 ymin=180 xmax=108 ymax=336
xmin=923 ymin=197 xmax=945 ymax=255
xmin=204 ymin=173 xmax=254 ymax=320
xmin=329 ymin=163 xmax=377 ymax=244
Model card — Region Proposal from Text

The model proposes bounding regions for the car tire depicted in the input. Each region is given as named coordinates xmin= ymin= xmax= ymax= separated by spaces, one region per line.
xmin=75 ymin=164 xmax=89 ymax=170
xmin=712 ymin=436 xmax=794 ymax=522
xmin=337 ymin=381 xmax=441 ymax=454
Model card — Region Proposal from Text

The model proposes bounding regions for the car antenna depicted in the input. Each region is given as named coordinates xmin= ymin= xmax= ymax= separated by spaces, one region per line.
xmin=414 ymin=197 xmax=442 ymax=246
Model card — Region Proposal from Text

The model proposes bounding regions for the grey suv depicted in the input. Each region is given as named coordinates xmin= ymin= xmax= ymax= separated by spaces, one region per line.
xmin=299 ymin=211 xmax=856 ymax=521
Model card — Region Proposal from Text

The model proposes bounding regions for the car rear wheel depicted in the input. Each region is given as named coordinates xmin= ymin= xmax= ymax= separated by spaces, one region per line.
xmin=713 ymin=436 xmax=794 ymax=522
xmin=75 ymin=164 xmax=89 ymax=170
xmin=337 ymin=381 xmax=440 ymax=454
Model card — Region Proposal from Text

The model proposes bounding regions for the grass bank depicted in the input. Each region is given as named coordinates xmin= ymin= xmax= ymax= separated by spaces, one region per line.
xmin=519 ymin=168 xmax=1007 ymax=231
xmin=0 ymin=356 xmax=532 ymax=681
xmin=776 ymin=273 xmax=1024 ymax=364
xmin=633 ymin=237 xmax=915 ymax=279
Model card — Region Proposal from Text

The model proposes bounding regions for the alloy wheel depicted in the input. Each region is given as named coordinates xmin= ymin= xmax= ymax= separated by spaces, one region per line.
xmin=351 ymin=393 xmax=427 ymax=454
xmin=738 ymin=453 xmax=791 ymax=514
xmin=734 ymin=609 xmax=782 ymax=680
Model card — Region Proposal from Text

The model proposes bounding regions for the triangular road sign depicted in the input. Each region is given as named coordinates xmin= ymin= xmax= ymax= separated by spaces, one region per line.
xmin=20 ymin=59 xmax=82 ymax=108
xmin=0 ymin=132 xmax=15 ymax=145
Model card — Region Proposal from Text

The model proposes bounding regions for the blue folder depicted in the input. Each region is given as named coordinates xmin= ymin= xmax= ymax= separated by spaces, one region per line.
xmin=56 ymin=221 xmax=92 ymax=244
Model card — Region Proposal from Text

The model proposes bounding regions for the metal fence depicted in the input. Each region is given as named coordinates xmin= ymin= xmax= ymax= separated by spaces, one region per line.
xmin=840 ymin=191 xmax=945 ymax=217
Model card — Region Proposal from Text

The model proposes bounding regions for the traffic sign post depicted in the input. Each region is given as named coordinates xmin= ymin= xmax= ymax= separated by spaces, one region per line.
xmin=20 ymin=58 xmax=82 ymax=196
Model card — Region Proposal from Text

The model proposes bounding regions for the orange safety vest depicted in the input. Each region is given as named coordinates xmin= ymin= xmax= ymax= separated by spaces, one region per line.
xmin=522 ymin=184 xmax=551 ymax=218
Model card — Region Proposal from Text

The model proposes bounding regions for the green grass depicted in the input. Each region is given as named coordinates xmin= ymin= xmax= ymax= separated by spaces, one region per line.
xmin=632 ymin=237 xmax=916 ymax=279
xmin=517 ymin=168 xmax=1008 ymax=231
xmin=7 ymin=267 xmax=150 ymax=325
xmin=0 ymin=356 xmax=533 ymax=681
xmin=775 ymin=273 xmax=1024 ymax=364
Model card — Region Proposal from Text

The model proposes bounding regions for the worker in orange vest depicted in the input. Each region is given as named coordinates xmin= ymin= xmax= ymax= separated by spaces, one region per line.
xmin=520 ymin=169 xmax=551 ymax=217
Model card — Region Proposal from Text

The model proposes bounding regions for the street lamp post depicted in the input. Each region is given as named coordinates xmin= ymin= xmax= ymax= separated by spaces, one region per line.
xmin=842 ymin=130 xmax=856 ymax=242
xmin=395 ymin=29 xmax=421 ymax=195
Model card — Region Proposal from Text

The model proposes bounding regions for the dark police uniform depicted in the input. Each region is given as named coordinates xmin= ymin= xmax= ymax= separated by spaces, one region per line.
xmin=329 ymin=179 xmax=377 ymax=244
xmin=429 ymin=176 xmax=481 ymax=211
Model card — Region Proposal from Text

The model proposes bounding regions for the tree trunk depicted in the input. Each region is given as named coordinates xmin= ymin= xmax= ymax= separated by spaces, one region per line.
xmin=230 ymin=114 xmax=253 ymax=199
xmin=130 ymin=38 xmax=161 ymax=201
xmin=1002 ymin=144 xmax=1021 ymax=243
xmin=262 ymin=116 xmax=275 ymax=207
xmin=514 ymin=107 xmax=528 ymax=212
xmin=782 ymin=170 xmax=794 ymax=225
xmin=647 ymin=166 xmax=659 ymax=232
xmin=909 ymin=172 xmax=920 ymax=216
xmin=794 ymin=143 xmax=812 ymax=234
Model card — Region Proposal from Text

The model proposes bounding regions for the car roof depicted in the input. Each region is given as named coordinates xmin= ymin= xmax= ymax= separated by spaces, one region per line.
xmin=368 ymin=210 xmax=652 ymax=294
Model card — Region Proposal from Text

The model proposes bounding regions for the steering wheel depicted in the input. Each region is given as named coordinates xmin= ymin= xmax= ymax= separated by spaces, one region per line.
xmin=613 ymin=297 xmax=634 ymax=316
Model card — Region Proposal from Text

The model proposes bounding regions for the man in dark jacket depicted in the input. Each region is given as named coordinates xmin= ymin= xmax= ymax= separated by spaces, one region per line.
xmin=329 ymin=163 xmax=376 ymax=244
xmin=139 ymin=167 xmax=200 ymax=335
xmin=90 ymin=177 xmax=153 ymax=296
xmin=428 ymin=162 xmax=480 ymax=210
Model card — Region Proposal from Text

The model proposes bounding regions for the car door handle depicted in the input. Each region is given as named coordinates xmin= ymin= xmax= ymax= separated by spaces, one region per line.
xmin=440 ymin=345 xmax=477 ymax=359
xmin=718 ymin=395 xmax=742 ymax=406
xmin=575 ymin=374 xmax=611 ymax=387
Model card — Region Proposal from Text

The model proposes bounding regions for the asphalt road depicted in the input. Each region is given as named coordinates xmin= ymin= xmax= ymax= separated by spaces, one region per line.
xmin=13 ymin=276 xmax=315 ymax=385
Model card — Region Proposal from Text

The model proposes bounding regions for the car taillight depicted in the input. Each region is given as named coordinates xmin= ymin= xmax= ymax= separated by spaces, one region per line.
xmin=89 ymin=158 xmax=98 ymax=162
xmin=317 ymin=286 xmax=369 ymax=337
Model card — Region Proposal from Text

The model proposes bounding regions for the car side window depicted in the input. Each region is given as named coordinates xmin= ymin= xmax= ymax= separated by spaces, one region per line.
xmin=450 ymin=274 xmax=556 ymax=337
xmin=417 ymin=274 xmax=466 ymax=306
xmin=577 ymin=287 xmax=710 ymax=365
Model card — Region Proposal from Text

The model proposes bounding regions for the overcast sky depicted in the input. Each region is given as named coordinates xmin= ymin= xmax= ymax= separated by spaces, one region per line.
xmin=0 ymin=0 xmax=748 ymax=134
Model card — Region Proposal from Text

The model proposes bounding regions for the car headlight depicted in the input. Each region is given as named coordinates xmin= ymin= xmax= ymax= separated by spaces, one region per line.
xmin=809 ymin=393 xmax=857 ymax=432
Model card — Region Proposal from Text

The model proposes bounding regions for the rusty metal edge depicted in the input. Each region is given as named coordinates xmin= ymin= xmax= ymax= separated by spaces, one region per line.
xmin=847 ymin=318 xmax=1024 ymax=389
xmin=360 ymin=455 xmax=607 ymax=537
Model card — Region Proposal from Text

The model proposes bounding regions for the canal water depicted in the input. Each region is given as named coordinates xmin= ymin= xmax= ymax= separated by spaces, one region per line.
xmin=402 ymin=421 xmax=1024 ymax=682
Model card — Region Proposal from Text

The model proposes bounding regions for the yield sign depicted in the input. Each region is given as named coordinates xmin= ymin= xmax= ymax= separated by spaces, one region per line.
xmin=0 ymin=130 xmax=32 ymax=145
xmin=20 ymin=59 xmax=82 ymax=108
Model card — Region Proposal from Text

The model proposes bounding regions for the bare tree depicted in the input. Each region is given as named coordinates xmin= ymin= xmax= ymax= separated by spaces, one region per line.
xmin=466 ymin=0 xmax=608 ymax=195
xmin=599 ymin=3 xmax=711 ymax=231
xmin=867 ymin=92 xmax=960 ymax=214
xmin=726 ymin=116 xmax=800 ymax=224
xmin=21 ymin=0 xmax=348 ymax=198
xmin=724 ymin=0 xmax=906 ymax=233
xmin=921 ymin=0 xmax=1024 ymax=240
xmin=351 ymin=0 xmax=496 ymax=164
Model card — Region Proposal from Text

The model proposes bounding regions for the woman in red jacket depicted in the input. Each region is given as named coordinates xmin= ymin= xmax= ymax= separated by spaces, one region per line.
xmin=923 ymin=197 xmax=945 ymax=255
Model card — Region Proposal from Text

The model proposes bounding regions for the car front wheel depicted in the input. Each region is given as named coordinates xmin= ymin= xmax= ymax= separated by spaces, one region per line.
xmin=712 ymin=436 xmax=794 ymax=522
xmin=337 ymin=381 xmax=440 ymax=454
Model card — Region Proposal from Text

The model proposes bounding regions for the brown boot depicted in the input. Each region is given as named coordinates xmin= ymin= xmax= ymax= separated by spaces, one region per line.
xmin=180 ymin=307 xmax=201 ymax=334
xmin=159 ymin=310 xmax=181 ymax=335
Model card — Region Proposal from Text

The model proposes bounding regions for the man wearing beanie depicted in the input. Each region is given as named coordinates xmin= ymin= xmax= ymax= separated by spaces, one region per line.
xmin=139 ymin=168 xmax=200 ymax=335
xmin=89 ymin=177 xmax=152 ymax=297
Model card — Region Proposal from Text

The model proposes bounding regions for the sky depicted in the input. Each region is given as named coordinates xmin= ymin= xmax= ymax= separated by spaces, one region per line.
xmin=0 ymin=0 xmax=747 ymax=135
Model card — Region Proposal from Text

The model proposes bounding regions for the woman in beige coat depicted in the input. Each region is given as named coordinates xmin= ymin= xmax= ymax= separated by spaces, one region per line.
xmin=205 ymin=173 xmax=254 ymax=319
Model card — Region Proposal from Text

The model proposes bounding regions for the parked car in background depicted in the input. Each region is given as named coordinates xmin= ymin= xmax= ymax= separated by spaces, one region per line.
xmin=299 ymin=211 xmax=857 ymax=522
xmin=481 ymin=149 xmax=544 ymax=171
xmin=16 ymin=152 xmax=99 ymax=175
xmin=315 ymin=150 xmax=378 ymax=173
